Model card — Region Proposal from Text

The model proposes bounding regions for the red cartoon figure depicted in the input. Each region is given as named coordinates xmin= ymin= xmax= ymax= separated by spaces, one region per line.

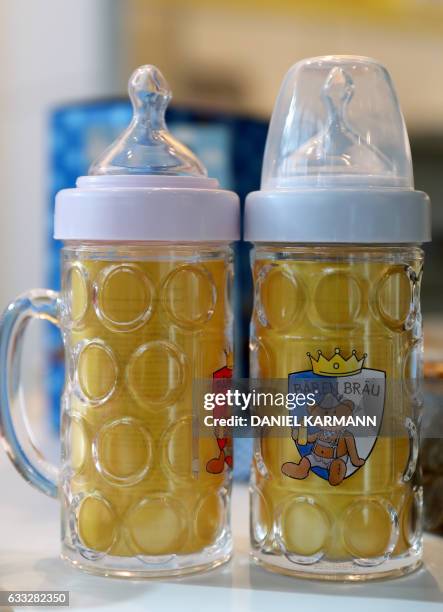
xmin=206 ymin=352 xmax=233 ymax=474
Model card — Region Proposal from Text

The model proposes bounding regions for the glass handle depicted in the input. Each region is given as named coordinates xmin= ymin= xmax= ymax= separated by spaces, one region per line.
xmin=0 ymin=289 xmax=60 ymax=498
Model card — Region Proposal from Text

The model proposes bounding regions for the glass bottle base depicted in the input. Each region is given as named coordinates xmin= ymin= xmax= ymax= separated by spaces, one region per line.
xmin=251 ymin=548 xmax=422 ymax=582
xmin=61 ymin=535 xmax=232 ymax=579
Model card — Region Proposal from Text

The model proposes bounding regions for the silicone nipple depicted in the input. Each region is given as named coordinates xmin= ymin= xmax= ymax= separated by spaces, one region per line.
xmin=289 ymin=66 xmax=393 ymax=182
xmin=89 ymin=65 xmax=207 ymax=176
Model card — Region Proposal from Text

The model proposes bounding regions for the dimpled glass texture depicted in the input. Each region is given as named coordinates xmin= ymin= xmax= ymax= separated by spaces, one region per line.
xmin=250 ymin=245 xmax=423 ymax=580
xmin=59 ymin=243 xmax=233 ymax=577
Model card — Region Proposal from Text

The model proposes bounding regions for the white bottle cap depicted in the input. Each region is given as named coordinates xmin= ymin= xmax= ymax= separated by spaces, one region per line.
xmin=55 ymin=65 xmax=239 ymax=241
xmin=245 ymin=56 xmax=430 ymax=243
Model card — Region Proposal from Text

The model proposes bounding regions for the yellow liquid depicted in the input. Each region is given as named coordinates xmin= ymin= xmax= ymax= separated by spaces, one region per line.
xmin=251 ymin=246 xmax=423 ymax=564
xmin=63 ymin=246 xmax=232 ymax=558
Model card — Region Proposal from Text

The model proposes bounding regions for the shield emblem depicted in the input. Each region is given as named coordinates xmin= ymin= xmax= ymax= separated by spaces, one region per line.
xmin=287 ymin=349 xmax=385 ymax=483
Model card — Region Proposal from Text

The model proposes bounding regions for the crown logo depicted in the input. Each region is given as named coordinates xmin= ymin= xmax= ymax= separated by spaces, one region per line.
xmin=307 ymin=348 xmax=366 ymax=377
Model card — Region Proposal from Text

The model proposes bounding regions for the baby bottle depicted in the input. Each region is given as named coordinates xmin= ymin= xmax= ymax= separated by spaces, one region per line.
xmin=0 ymin=65 xmax=239 ymax=577
xmin=245 ymin=56 xmax=430 ymax=580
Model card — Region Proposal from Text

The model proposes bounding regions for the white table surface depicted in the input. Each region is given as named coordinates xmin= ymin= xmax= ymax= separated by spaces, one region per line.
xmin=0 ymin=452 xmax=442 ymax=612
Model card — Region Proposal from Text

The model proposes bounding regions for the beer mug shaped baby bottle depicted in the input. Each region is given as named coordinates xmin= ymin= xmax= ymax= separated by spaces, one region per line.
xmin=245 ymin=56 xmax=431 ymax=580
xmin=0 ymin=65 xmax=239 ymax=577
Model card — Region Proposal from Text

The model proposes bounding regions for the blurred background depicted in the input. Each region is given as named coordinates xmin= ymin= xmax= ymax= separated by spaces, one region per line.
xmin=0 ymin=0 xmax=443 ymax=525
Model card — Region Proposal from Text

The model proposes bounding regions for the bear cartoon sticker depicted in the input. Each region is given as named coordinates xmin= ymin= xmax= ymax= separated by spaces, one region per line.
xmin=282 ymin=348 xmax=385 ymax=485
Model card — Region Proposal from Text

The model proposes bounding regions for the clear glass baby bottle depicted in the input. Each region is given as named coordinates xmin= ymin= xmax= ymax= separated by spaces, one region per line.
xmin=245 ymin=56 xmax=431 ymax=580
xmin=0 ymin=65 xmax=239 ymax=577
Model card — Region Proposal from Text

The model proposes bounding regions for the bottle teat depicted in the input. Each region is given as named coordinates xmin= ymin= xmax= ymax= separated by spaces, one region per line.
xmin=289 ymin=66 xmax=394 ymax=180
xmin=89 ymin=65 xmax=207 ymax=176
